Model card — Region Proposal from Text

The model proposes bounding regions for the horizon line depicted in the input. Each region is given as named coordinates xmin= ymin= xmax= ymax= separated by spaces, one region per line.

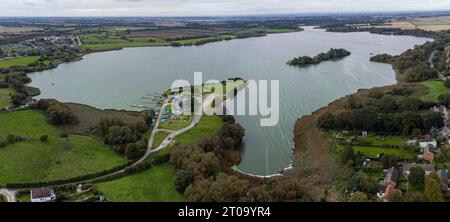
xmin=1 ymin=9 xmax=450 ymax=18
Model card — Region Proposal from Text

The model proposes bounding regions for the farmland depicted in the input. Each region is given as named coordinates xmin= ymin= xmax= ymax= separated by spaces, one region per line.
xmin=0 ymin=110 xmax=127 ymax=186
xmin=78 ymin=27 xmax=298 ymax=51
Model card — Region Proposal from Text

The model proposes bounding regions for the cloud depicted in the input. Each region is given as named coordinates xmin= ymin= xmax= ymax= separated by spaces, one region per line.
xmin=0 ymin=0 xmax=449 ymax=16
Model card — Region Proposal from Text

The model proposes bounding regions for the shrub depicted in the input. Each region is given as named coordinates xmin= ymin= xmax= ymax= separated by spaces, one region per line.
xmin=40 ymin=135 xmax=48 ymax=142
xmin=174 ymin=170 xmax=194 ymax=193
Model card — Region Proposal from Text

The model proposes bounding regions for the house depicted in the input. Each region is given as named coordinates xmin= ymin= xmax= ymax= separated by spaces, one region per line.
xmin=419 ymin=135 xmax=437 ymax=149
xmin=377 ymin=167 xmax=399 ymax=198
xmin=441 ymin=126 xmax=450 ymax=139
xmin=423 ymin=144 xmax=437 ymax=162
xmin=402 ymin=163 xmax=435 ymax=176
xmin=381 ymin=167 xmax=399 ymax=188
xmin=378 ymin=184 xmax=401 ymax=201
xmin=362 ymin=131 xmax=368 ymax=137
xmin=31 ymin=187 xmax=56 ymax=202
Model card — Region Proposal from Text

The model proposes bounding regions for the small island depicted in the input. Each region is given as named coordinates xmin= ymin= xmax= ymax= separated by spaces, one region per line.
xmin=287 ymin=48 xmax=351 ymax=66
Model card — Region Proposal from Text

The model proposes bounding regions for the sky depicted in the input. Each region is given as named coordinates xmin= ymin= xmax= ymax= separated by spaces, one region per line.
xmin=1 ymin=0 xmax=450 ymax=17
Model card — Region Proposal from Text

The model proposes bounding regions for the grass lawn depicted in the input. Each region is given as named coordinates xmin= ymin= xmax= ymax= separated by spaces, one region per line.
xmin=152 ymin=131 xmax=170 ymax=148
xmin=159 ymin=115 xmax=193 ymax=131
xmin=365 ymin=172 xmax=384 ymax=181
xmin=0 ymin=110 xmax=127 ymax=185
xmin=0 ymin=87 xmax=13 ymax=109
xmin=419 ymin=80 xmax=450 ymax=102
xmin=95 ymin=163 xmax=182 ymax=202
xmin=0 ymin=56 xmax=40 ymax=69
xmin=357 ymin=134 xmax=409 ymax=146
xmin=148 ymin=115 xmax=223 ymax=162
xmin=353 ymin=146 xmax=416 ymax=159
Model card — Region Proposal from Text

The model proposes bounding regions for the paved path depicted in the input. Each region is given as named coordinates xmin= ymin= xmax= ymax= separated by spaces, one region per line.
xmin=0 ymin=189 xmax=17 ymax=202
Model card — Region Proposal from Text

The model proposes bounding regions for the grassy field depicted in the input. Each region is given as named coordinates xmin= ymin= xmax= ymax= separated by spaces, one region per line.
xmin=353 ymin=146 xmax=416 ymax=159
xmin=0 ymin=87 xmax=13 ymax=109
xmin=357 ymin=134 xmax=409 ymax=146
xmin=0 ymin=56 xmax=40 ymax=69
xmin=419 ymin=80 xmax=449 ymax=102
xmin=148 ymin=115 xmax=223 ymax=163
xmin=0 ymin=110 xmax=127 ymax=185
xmin=152 ymin=131 xmax=170 ymax=149
xmin=95 ymin=163 xmax=182 ymax=202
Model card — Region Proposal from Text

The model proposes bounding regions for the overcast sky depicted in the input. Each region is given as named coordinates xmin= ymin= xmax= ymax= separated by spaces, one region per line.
xmin=1 ymin=0 xmax=450 ymax=17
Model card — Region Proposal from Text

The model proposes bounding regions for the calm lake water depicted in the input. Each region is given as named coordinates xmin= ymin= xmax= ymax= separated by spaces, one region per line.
xmin=28 ymin=27 xmax=430 ymax=176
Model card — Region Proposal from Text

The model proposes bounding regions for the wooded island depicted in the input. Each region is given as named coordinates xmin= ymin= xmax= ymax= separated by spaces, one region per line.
xmin=287 ymin=48 xmax=351 ymax=66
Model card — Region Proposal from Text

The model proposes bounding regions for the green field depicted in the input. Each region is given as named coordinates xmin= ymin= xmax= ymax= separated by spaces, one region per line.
xmin=171 ymin=35 xmax=236 ymax=45
xmin=152 ymin=131 xmax=170 ymax=148
xmin=0 ymin=87 xmax=13 ymax=109
xmin=147 ymin=115 xmax=223 ymax=163
xmin=419 ymin=80 xmax=450 ymax=102
xmin=0 ymin=56 xmax=40 ymax=69
xmin=357 ymin=134 xmax=409 ymax=146
xmin=0 ymin=110 xmax=127 ymax=185
xmin=410 ymin=20 xmax=450 ymax=26
xmin=95 ymin=163 xmax=182 ymax=202
xmin=353 ymin=146 xmax=416 ymax=159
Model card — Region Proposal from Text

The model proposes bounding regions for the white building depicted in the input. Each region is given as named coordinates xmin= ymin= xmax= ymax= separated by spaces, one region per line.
xmin=31 ymin=187 xmax=56 ymax=202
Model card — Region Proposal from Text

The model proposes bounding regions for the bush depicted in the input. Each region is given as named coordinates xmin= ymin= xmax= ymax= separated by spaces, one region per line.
xmin=40 ymin=135 xmax=49 ymax=142
xmin=60 ymin=132 xmax=68 ymax=138
xmin=174 ymin=170 xmax=194 ymax=193
xmin=125 ymin=141 xmax=146 ymax=160
xmin=46 ymin=104 xmax=79 ymax=125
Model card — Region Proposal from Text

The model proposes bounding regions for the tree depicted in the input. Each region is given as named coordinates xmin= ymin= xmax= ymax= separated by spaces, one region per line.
xmin=40 ymin=135 xmax=48 ymax=142
xmin=404 ymin=192 xmax=426 ymax=202
xmin=341 ymin=145 xmax=354 ymax=164
xmin=349 ymin=192 xmax=369 ymax=202
xmin=105 ymin=126 xmax=137 ymax=145
xmin=11 ymin=93 xmax=27 ymax=107
xmin=445 ymin=78 xmax=450 ymax=88
xmin=219 ymin=123 xmax=245 ymax=147
xmin=96 ymin=118 xmax=124 ymax=137
xmin=125 ymin=141 xmax=146 ymax=160
xmin=424 ymin=173 xmax=445 ymax=202
xmin=408 ymin=167 xmax=425 ymax=190
xmin=174 ymin=170 xmax=194 ymax=193
xmin=46 ymin=104 xmax=79 ymax=125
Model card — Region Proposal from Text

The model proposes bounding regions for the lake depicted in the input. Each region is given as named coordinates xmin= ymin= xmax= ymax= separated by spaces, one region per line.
xmin=28 ymin=27 xmax=430 ymax=176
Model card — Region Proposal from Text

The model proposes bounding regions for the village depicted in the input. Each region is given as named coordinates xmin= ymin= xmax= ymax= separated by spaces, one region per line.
xmin=336 ymin=104 xmax=450 ymax=202
xmin=0 ymin=34 xmax=80 ymax=59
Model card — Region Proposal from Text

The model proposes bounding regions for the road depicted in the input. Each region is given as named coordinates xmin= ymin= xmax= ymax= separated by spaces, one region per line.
xmin=430 ymin=50 xmax=448 ymax=80
xmin=0 ymin=189 xmax=17 ymax=202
